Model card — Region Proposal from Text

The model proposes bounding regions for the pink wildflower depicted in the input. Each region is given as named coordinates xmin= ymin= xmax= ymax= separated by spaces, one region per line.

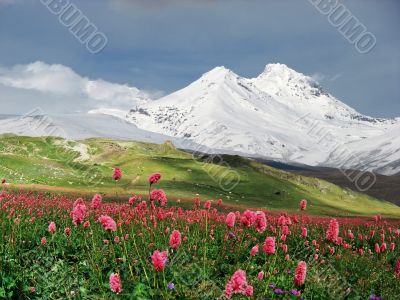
xmin=169 ymin=230 xmax=182 ymax=249
xmin=301 ymin=227 xmax=307 ymax=238
xmin=250 ymin=245 xmax=259 ymax=256
xmin=98 ymin=215 xmax=117 ymax=232
xmin=254 ymin=211 xmax=267 ymax=233
xmin=395 ymin=257 xmax=400 ymax=277
xmin=91 ymin=194 xmax=102 ymax=209
xmin=109 ymin=273 xmax=122 ymax=294
xmin=257 ymin=271 xmax=264 ymax=280
xmin=240 ymin=210 xmax=255 ymax=227
xmin=204 ymin=200 xmax=211 ymax=210
xmin=300 ymin=199 xmax=307 ymax=211
xmin=112 ymin=167 xmax=122 ymax=181
xmin=226 ymin=212 xmax=236 ymax=228
xmin=263 ymin=237 xmax=276 ymax=255
xmin=148 ymin=172 xmax=161 ymax=185
xmin=151 ymin=250 xmax=168 ymax=271
xmin=224 ymin=269 xmax=253 ymax=299
xmin=374 ymin=243 xmax=381 ymax=254
xmin=64 ymin=227 xmax=71 ymax=237
xmin=204 ymin=200 xmax=212 ymax=210
xmin=48 ymin=221 xmax=56 ymax=234
xmin=150 ymin=189 xmax=168 ymax=206
xmin=326 ymin=218 xmax=339 ymax=243
xmin=294 ymin=261 xmax=307 ymax=286
xmin=72 ymin=200 xmax=86 ymax=225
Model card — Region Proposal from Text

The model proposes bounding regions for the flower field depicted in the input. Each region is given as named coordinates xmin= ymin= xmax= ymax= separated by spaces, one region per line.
xmin=1 ymin=174 xmax=400 ymax=299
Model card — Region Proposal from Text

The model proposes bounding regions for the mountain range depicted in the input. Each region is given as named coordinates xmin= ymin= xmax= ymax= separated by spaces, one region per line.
xmin=1 ymin=63 xmax=399 ymax=175
xmin=92 ymin=63 xmax=400 ymax=175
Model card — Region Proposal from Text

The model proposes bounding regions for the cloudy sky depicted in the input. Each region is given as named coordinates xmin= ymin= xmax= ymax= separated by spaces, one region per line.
xmin=0 ymin=0 xmax=399 ymax=117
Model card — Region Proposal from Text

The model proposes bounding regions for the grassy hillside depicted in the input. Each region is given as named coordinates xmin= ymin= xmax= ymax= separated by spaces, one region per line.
xmin=0 ymin=134 xmax=399 ymax=217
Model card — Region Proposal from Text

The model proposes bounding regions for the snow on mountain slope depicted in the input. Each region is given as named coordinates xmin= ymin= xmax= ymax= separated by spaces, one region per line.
xmin=0 ymin=113 xmax=181 ymax=144
xmin=326 ymin=124 xmax=400 ymax=175
xmin=120 ymin=63 xmax=399 ymax=175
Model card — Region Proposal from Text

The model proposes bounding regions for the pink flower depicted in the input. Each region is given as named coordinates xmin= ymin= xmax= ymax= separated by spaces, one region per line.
xmin=301 ymin=227 xmax=307 ymax=238
xmin=326 ymin=218 xmax=339 ymax=243
xmin=244 ymin=286 xmax=253 ymax=297
xmin=129 ymin=195 xmax=137 ymax=205
xmin=282 ymin=225 xmax=290 ymax=235
xmin=254 ymin=211 xmax=267 ymax=233
xmin=294 ymin=261 xmax=307 ymax=286
xmin=109 ymin=273 xmax=122 ymax=294
xmin=169 ymin=230 xmax=182 ymax=249
xmin=240 ymin=210 xmax=255 ymax=227
xmin=300 ymin=199 xmax=307 ymax=210
xmin=48 ymin=221 xmax=56 ymax=234
xmin=91 ymin=194 xmax=102 ymax=209
xmin=374 ymin=243 xmax=381 ymax=254
xmin=41 ymin=237 xmax=46 ymax=245
xmin=72 ymin=200 xmax=86 ymax=225
xmin=280 ymin=234 xmax=287 ymax=242
xmin=64 ymin=227 xmax=71 ymax=237
xmin=151 ymin=250 xmax=168 ymax=271
xmin=278 ymin=215 xmax=287 ymax=226
xmin=250 ymin=245 xmax=259 ymax=256
xmin=395 ymin=257 xmax=400 ymax=277
xmin=257 ymin=271 xmax=264 ymax=280
xmin=98 ymin=215 xmax=117 ymax=232
xmin=112 ymin=167 xmax=122 ymax=181
xmin=374 ymin=215 xmax=381 ymax=222
xmin=263 ymin=237 xmax=276 ymax=255
xmin=224 ymin=269 xmax=253 ymax=299
xmin=150 ymin=189 xmax=168 ymax=206
xmin=204 ymin=200 xmax=212 ymax=210
xmin=225 ymin=212 xmax=236 ymax=228
xmin=148 ymin=172 xmax=161 ymax=185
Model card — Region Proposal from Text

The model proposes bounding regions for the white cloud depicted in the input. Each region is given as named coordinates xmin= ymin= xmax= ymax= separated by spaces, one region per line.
xmin=0 ymin=61 xmax=158 ymax=113
xmin=310 ymin=72 xmax=325 ymax=83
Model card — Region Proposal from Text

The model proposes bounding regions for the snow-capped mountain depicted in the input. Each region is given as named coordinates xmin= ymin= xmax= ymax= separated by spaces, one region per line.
xmin=326 ymin=124 xmax=400 ymax=175
xmin=115 ymin=63 xmax=400 ymax=175
xmin=2 ymin=63 xmax=398 ymax=176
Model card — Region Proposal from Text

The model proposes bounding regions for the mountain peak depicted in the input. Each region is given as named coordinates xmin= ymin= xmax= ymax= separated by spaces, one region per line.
xmin=209 ymin=65 xmax=230 ymax=73
xmin=260 ymin=63 xmax=308 ymax=81
xmin=200 ymin=66 xmax=238 ymax=82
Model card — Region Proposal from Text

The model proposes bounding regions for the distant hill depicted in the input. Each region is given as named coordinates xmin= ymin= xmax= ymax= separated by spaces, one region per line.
xmin=1 ymin=135 xmax=399 ymax=217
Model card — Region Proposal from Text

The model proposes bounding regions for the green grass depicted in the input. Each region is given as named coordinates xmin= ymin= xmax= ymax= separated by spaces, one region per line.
xmin=1 ymin=134 xmax=399 ymax=217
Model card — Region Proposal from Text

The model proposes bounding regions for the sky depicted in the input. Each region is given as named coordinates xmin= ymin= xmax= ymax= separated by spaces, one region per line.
xmin=0 ymin=0 xmax=399 ymax=117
